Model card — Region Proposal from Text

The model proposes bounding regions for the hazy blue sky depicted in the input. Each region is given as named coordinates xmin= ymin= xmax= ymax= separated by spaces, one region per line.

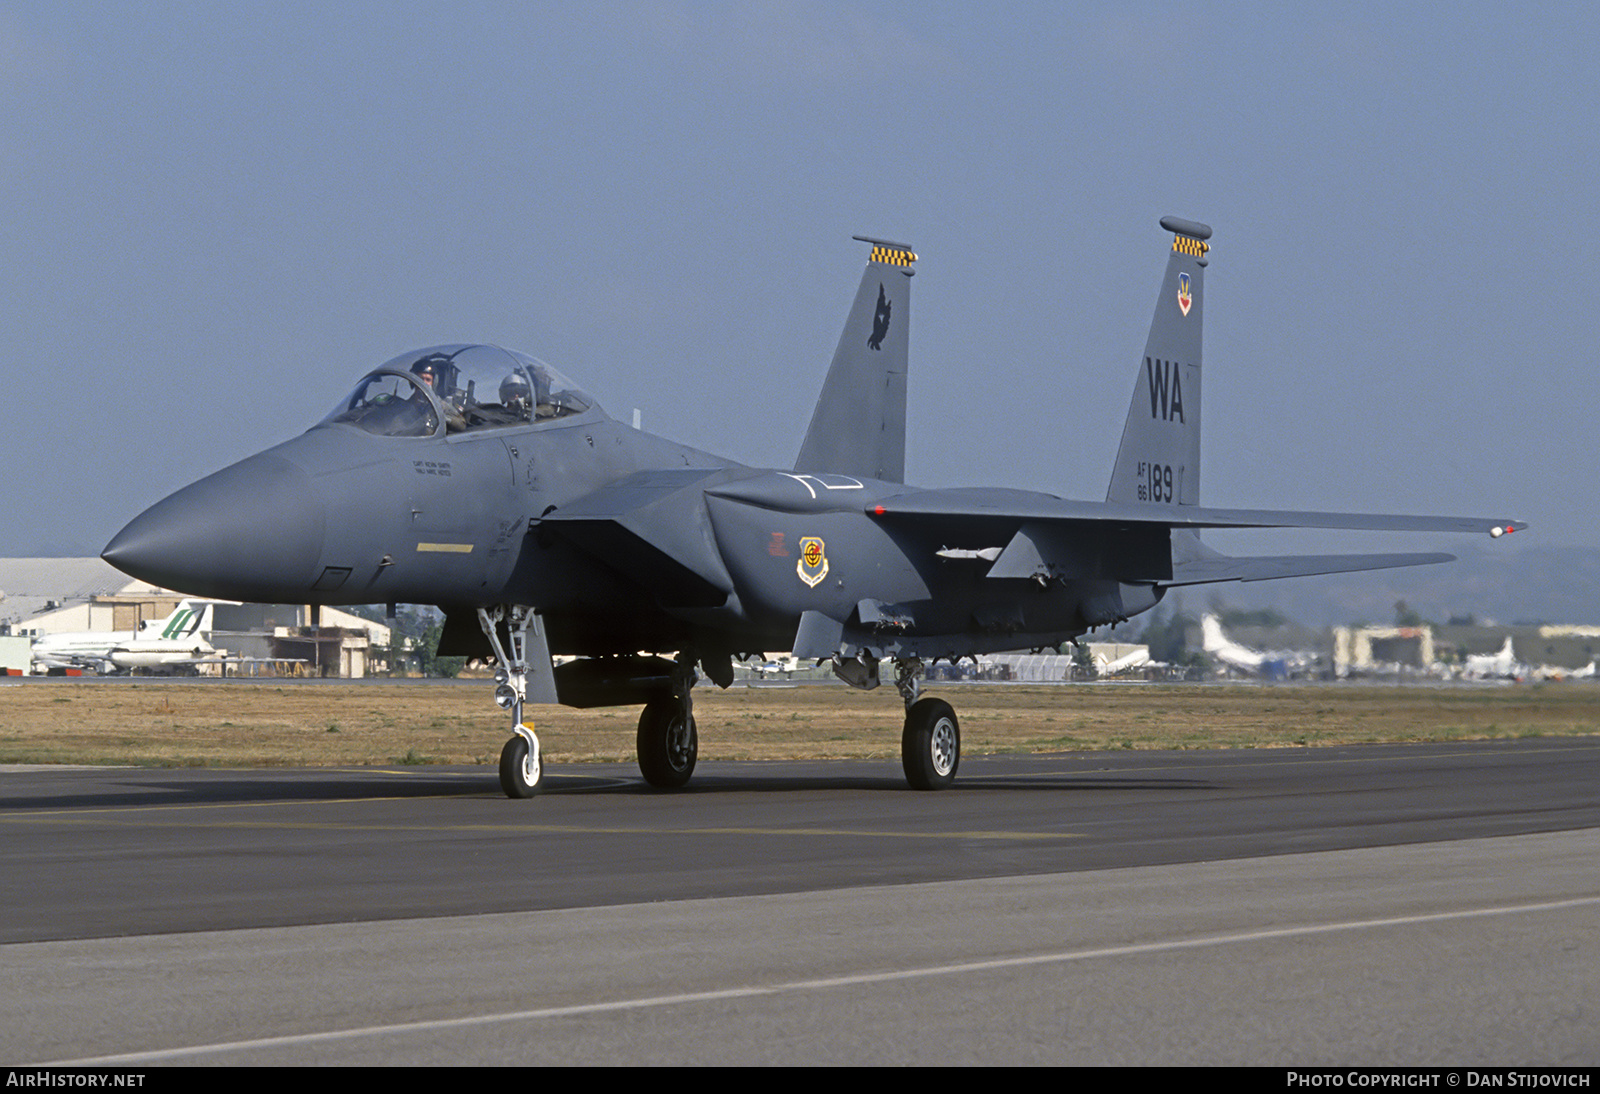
xmin=2 ymin=2 xmax=1591 ymax=566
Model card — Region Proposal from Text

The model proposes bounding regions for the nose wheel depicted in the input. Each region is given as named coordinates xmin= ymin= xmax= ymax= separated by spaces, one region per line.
xmin=499 ymin=724 xmax=543 ymax=798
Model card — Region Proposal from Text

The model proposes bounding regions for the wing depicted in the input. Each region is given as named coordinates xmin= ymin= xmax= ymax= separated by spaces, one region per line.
xmin=868 ymin=487 xmax=1526 ymax=587
xmin=871 ymin=488 xmax=1523 ymax=535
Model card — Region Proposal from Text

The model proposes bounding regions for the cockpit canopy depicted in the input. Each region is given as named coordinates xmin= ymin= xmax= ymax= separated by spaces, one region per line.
xmin=322 ymin=345 xmax=595 ymax=438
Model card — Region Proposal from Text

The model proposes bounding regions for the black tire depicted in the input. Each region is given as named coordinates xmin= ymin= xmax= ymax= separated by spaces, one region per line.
xmin=902 ymin=697 xmax=960 ymax=790
xmin=637 ymin=699 xmax=698 ymax=789
xmin=499 ymin=733 xmax=542 ymax=798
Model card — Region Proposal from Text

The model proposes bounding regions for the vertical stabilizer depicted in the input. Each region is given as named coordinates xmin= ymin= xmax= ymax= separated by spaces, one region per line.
xmin=1106 ymin=217 xmax=1210 ymax=508
xmin=794 ymin=237 xmax=916 ymax=483
xmin=144 ymin=599 xmax=211 ymax=640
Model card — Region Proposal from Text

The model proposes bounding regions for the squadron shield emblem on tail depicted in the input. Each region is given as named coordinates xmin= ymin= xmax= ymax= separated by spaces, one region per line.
xmin=868 ymin=284 xmax=891 ymax=350
xmin=797 ymin=536 xmax=829 ymax=587
xmin=1177 ymin=272 xmax=1193 ymax=317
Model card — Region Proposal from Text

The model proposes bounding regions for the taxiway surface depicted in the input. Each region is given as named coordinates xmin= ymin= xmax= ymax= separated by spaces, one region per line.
xmin=3 ymin=740 xmax=1597 ymax=1064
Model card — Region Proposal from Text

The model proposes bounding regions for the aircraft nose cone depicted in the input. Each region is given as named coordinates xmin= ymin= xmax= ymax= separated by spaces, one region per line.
xmin=103 ymin=453 xmax=326 ymax=601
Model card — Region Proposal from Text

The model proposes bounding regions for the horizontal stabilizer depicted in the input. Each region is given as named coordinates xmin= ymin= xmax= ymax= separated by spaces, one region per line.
xmin=1166 ymin=551 xmax=1455 ymax=587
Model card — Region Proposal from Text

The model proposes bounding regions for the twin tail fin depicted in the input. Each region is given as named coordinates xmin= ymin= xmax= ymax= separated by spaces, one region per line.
xmin=1106 ymin=216 xmax=1210 ymax=508
xmin=794 ymin=237 xmax=916 ymax=484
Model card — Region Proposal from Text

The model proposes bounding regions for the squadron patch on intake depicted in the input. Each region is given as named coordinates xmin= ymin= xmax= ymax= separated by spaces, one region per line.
xmin=797 ymin=536 xmax=829 ymax=587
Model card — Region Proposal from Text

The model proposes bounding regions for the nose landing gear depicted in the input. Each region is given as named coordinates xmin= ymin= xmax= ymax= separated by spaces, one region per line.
xmin=478 ymin=606 xmax=557 ymax=799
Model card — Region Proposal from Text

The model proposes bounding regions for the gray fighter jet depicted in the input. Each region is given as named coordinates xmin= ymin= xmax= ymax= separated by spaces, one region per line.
xmin=103 ymin=219 xmax=1525 ymax=797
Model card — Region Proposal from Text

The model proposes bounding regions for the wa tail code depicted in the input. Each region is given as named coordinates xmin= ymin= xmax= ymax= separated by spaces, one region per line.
xmin=1146 ymin=357 xmax=1185 ymax=422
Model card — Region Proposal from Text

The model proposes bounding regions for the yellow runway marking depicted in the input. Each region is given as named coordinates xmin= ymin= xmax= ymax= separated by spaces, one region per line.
xmin=0 ymin=789 xmax=1079 ymax=840
xmin=0 ymin=809 xmax=1078 ymax=840
xmin=993 ymin=739 xmax=1600 ymax=778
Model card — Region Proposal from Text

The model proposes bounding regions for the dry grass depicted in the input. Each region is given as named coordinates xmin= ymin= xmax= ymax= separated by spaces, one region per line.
xmin=0 ymin=680 xmax=1596 ymax=769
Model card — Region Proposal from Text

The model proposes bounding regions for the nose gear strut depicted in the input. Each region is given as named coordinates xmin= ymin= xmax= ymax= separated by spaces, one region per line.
xmin=477 ymin=606 xmax=556 ymax=798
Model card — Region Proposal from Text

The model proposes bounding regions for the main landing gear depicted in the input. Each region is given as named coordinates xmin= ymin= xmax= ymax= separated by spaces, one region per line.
xmin=636 ymin=655 xmax=698 ymax=789
xmin=902 ymin=697 xmax=960 ymax=789
xmin=894 ymin=658 xmax=959 ymax=790
xmin=832 ymin=655 xmax=961 ymax=790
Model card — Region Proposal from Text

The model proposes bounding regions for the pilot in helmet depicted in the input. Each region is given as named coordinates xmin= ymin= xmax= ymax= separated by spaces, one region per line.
xmin=499 ymin=371 xmax=532 ymax=420
xmin=411 ymin=354 xmax=466 ymax=431
xmin=411 ymin=355 xmax=449 ymax=390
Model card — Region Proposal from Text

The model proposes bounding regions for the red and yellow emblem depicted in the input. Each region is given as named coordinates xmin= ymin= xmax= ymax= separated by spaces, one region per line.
xmin=1177 ymin=272 xmax=1192 ymax=317
xmin=797 ymin=536 xmax=829 ymax=587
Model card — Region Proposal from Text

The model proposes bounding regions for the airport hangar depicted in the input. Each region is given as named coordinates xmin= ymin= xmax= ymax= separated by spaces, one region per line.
xmin=0 ymin=557 xmax=391 ymax=676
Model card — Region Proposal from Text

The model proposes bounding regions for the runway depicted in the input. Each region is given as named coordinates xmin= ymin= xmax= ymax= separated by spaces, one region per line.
xmin=2 ymin=740 xmax=1597 ymax=1064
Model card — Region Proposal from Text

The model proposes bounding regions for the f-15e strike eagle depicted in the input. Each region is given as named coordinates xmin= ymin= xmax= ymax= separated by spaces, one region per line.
xmin=103 ymin=218 xmax=1524 ymax=797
